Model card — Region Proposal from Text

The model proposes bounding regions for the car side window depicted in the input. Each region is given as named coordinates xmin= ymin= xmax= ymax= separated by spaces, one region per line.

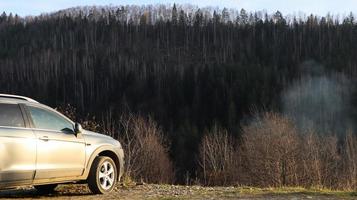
xmin=0 ymin=103 xmax=25 ymax=127
xmin=28 ymin=106 xmax=73 ymax=132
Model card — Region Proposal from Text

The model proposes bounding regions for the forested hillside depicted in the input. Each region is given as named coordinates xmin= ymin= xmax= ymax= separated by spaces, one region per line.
xmin=1 ymin=5 xmax=357 ymax=181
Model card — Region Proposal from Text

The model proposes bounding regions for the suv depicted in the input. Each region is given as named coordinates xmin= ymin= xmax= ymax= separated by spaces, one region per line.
xmin=0 ymin=94 xmax=124 ymax=194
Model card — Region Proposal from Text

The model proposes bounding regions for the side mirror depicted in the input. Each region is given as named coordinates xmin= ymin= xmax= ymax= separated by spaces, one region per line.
xmin=74 ymin=123 xmax=83 ymax=136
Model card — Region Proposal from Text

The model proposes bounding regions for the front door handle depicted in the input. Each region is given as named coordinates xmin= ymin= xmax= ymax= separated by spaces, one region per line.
xmin=39 ymin=136 xmax=49 ymax=142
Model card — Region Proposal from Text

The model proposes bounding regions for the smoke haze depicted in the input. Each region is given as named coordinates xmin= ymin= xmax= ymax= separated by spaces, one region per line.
xmin=282 ymin=60 xmax=354 ymax=135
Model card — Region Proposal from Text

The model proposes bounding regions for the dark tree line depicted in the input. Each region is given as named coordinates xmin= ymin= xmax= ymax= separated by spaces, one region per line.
xmin=1 ymin=5 xmax=357 ymax=181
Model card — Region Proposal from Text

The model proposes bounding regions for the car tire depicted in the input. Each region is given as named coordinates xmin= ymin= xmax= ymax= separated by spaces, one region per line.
xmin=34 ymin=184 xmax=58 ymax=194
xmin=87 ymin=156 xmax=117 ymax=194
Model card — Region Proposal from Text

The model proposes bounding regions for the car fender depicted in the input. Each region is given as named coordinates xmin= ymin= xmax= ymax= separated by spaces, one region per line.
xmin=83 ymin=145 xmax=124 ymax=181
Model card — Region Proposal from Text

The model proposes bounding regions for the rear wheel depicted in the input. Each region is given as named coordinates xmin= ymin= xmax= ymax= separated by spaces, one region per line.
xmin=87 ymin=156 xmax=117 ymax=194
xmin=34 ymin=184 xmax=58 ymax=194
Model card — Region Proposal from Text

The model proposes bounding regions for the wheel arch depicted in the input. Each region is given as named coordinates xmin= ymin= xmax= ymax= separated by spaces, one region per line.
xmin=98 ymin=150 xmax=120 ymax=179
xmin=84 ymin=146 xmax=124 ymax=181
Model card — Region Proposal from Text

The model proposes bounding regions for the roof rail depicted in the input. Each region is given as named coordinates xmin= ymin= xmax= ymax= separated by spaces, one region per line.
xmin=0 ymin=94 xmax=38 ymax=103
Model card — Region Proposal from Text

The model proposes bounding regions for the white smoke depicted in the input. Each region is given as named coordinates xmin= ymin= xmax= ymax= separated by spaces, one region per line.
xmin=282 ymin=60 xmax=354 ymax=135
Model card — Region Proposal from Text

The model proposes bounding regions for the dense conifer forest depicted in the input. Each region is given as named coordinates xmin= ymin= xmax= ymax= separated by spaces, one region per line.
xmin=1 ymin=5 xmax=357 ymax=181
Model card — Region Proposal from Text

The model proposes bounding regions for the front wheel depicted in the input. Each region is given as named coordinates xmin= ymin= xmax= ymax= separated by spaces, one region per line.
xmin=87 ymin=156 xmax=117 ymax=194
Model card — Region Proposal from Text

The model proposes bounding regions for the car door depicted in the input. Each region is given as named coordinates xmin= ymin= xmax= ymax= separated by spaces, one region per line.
xmin=0 ymin=103 xmax=36 ymax=186
xmin=25 ymin=105 xmax=86 ymax=180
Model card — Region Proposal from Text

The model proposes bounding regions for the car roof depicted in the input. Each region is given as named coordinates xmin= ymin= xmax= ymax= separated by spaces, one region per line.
xmin=0 ymin=94 xmax=39 ymax=104
xmin=0 ymin=94 xmax=75 ymax=124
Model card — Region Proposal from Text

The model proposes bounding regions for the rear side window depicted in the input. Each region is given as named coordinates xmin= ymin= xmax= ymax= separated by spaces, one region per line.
xmin=0 ymin=104 xmax=25 ymax=127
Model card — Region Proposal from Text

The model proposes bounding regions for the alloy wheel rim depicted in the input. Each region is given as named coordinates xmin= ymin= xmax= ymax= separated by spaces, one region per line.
xmin=98 ymin=161 xmax=115 ymax=190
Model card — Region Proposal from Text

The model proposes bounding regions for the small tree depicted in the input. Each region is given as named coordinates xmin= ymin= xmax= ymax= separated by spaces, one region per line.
xmin=119 ymin=114 xmax=174 ymax=184
xmin=199 ymin=125 xmax=238 ymax=186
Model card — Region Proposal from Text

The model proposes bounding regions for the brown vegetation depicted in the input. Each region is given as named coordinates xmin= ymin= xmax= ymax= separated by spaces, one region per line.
xmin=199 ymin=112 xmax=357 ymax=190
xmin=199 ymin=125 xmax=238 ymax=186
xmin=341 ymin=131 xmax=357 ymax=189
xmin=57 ymin=104 xmax=357 ymax=189
xmin=240 ymin=112 xmax=301 ymax=187
xmin=118 ymin=114 xmax=175 ymax=184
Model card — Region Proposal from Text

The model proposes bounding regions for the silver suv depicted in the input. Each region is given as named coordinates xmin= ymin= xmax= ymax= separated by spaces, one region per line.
xmin=0 ymin=94 xmax=124 ymax=194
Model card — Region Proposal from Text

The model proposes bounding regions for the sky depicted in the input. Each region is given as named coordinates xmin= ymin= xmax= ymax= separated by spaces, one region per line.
xmin=0 ymin=0 xmax=356 ymax=17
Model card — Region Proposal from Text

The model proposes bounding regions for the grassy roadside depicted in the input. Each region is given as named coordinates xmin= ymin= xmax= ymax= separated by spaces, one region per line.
xmin=236 ymin=186 xmax=357 ymax=196
xmin=139 ymin=184 xmax=357 ymax=200
xmin=1 ymin=183 xmax=356 ymax=200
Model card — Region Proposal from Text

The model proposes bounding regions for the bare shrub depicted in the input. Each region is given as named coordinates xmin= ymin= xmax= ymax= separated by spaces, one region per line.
xmin=198 ymin=125 xmax=238 ymax=186
xmin=240 ymin=112 xmax=300 ymax=187
xmin=340 ymin=131 xmax=357 ymax=189
xmin=239 ymin=112 xmax=344 ymax=189
xmin=299 ymin=131 xmax=340 ymax=188
xmin=119 ymin=114 xmax=174 ymax=184
xmin=298 ymin=130 xmax=324 ymax=187
xmin=318 ymin=135 xmax=340 ymax=188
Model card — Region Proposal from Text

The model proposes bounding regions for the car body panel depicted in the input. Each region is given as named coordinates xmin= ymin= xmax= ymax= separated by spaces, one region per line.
xmin=33 ymin=129 xmax=86 ymax=180
xmin=0 ymin=126 xmax=36 ymax=186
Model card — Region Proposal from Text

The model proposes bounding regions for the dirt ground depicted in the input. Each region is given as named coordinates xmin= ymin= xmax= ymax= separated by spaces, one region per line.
xmin=0 ymin=184 xmax=356 ymax=200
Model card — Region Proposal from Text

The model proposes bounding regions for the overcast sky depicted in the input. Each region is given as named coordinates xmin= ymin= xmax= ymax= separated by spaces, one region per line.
xmin=0 ymin=0 xmax=356 ymax=17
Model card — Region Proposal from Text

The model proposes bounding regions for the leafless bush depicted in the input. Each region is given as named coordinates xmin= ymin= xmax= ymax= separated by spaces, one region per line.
xmin=119 ymin=114 xmax=174 ymax=184
xmin=197 ymin=112 xmax=350 ymax=189
xmin=299 ymin=131 xmax=340 ymax=189
xmin=298 ymin=131 xmax=324 ymax=187
xmin=240 ymin=112 xmax=300 ymax=187
xmin=340 ymin=130 xmax=357 ymax=189
xmin=198 ymin=125 xmax=238 ymax=186
xmin=238 ymin=112 xmax=347 ymax=189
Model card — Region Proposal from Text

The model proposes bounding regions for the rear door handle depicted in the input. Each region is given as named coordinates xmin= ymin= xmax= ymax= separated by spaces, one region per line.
xmin=39 ymin=136 xmax=49 ymax=142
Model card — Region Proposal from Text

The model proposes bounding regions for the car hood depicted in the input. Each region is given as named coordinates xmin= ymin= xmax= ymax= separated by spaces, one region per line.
xmin=81 ymin=130 xmax=120 ymax=147
xmin=82 ymin=130 xmax=112 ymax=139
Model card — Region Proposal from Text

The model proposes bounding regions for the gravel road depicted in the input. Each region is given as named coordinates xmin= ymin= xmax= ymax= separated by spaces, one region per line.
xmin=0 ymin=184 xmax=355 ymax=200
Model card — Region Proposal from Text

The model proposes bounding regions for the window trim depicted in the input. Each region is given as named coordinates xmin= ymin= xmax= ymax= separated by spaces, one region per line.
xmin=0 ymin=103 xmax=27 ymax=128
xmin=24 ymin=104 xmax=75 ymax=133
xmin=19 ymin=104 xmax=31 ymax=128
